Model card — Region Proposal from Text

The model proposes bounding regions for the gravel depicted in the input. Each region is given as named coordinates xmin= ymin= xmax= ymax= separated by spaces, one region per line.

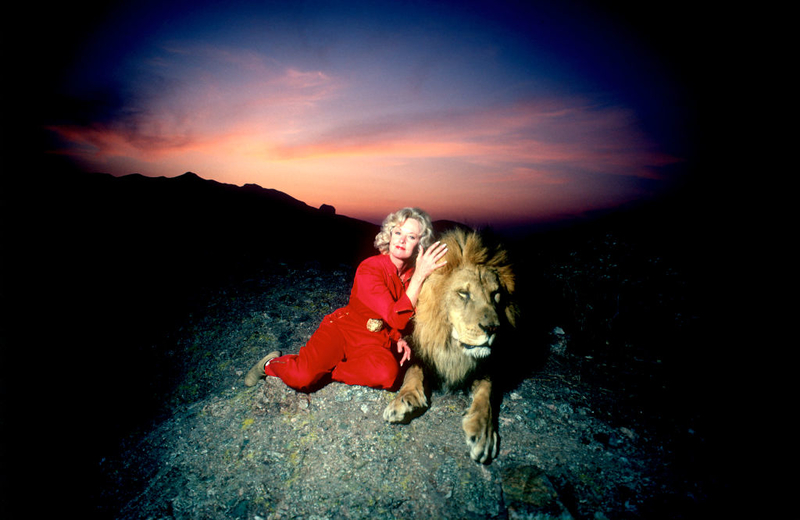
xmin=87 ymin=259 xmax=728 ymax=520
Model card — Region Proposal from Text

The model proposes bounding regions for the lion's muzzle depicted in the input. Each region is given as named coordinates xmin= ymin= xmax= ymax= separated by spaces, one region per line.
xmin=451 ymin=327 xmax=496 ymax=358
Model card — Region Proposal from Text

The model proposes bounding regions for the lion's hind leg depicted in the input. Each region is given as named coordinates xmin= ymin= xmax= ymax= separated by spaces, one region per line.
xmin=462 ymin=378 xmax=499 ymax=464
xmin=383 ymin=364 xmax=428 ymax=424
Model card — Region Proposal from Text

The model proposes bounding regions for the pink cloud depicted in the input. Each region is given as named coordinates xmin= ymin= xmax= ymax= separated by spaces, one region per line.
xmin=265 ymin=97 xmax=678 ymax=181
xmin=50 ymin=91 xmax=678 ymax=185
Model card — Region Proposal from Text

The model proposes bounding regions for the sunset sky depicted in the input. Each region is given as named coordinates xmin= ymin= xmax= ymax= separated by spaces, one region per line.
xmin=35 ymin=0 xmax=698 ymax=228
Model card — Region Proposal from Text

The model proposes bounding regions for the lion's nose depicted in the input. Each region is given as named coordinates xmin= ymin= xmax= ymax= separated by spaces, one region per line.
xmin=480 ymin=318 xmax=499 ymax=335
xmin=479 ymin=307 xmax=500 ymax=335
xmin=481 ymin=323 xmax=498 ymax=332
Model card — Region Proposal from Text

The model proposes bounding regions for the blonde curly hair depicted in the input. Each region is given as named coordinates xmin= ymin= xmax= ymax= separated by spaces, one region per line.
xmin=374 ymin=207 xmax=435 ymax=254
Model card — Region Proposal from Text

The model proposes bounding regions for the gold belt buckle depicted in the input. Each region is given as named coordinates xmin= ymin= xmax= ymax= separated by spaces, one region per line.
xmin=366 ymin=318 xmax=384 ymax=332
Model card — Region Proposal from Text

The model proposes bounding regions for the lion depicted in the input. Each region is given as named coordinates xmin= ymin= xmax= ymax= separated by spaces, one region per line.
xmin=383 ymin=228 xmax=518 ymax=463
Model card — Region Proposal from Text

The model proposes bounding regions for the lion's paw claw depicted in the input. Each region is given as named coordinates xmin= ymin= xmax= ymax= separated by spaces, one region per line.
xmin=382 ymin=401 xmax=405 ymax=423
xmin=463 ymin=412 xmax=499 ymax=464
xmin=383 ymin=390 xmax=427 ymax=423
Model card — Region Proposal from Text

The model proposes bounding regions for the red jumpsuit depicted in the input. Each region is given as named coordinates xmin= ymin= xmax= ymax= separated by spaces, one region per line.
xmin=264 ymin=254 xmax=414 ymax=392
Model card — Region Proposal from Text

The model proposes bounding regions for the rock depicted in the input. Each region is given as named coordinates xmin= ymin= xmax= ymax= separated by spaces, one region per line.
xmin=550 ymin=327 xmax=568 ymax=356
xmin=501 ymin=465 xmax=574 ymax=520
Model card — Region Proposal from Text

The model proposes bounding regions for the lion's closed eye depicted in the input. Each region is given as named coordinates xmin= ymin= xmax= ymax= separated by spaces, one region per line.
xmin=457 ymin=290 xmax=471 ymax=301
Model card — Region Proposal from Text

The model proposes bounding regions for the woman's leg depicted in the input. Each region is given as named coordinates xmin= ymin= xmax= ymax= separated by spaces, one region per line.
xmin=265 ymin=320 xmax=345 ymax=392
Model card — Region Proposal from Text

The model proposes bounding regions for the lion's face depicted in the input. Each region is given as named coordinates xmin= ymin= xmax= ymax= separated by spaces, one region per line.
xmin=443 ymin=265 xmax=503 ymax=359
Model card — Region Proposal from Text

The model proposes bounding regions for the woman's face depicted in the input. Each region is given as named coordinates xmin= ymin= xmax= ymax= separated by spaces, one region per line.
xmin=389 ymin=218 xmax=423 ymax=263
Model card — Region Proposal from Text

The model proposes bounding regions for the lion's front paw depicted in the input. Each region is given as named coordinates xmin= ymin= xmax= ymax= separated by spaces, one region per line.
xmin=462 ymin=410 xmax=499 ymax=464
xmin=382 ymin=388 xmax=428 ymax=424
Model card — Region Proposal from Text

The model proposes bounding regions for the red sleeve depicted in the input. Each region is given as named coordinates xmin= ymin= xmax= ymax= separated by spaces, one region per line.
xmin=353 ymin=258 xmax=414 ymax=332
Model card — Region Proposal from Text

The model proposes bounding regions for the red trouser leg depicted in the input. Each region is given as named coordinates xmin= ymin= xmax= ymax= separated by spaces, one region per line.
xmin=264 ymin=315 xmax=401 ymax=392
xmin=264 ymin=319 xmax=345 ymax=392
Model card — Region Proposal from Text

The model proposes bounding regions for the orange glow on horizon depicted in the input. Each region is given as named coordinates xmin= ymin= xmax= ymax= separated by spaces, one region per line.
xmin=49 ymin=93 xmax=679 ymax=226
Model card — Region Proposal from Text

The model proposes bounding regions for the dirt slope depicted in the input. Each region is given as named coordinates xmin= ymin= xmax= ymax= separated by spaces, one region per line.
xmin=92 ymin=261 xmax=724 ymax=519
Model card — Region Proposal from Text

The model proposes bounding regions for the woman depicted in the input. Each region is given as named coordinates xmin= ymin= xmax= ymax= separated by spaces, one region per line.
xmin=244 ymin=207 xmax=448 ymax=392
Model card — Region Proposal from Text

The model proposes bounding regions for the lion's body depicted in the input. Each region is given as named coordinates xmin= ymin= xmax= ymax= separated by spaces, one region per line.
xmin=383 ymin=228 xmax=518 ymax=463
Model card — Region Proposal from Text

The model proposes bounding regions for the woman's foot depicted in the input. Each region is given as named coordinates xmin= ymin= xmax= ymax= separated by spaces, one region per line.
xmin=244 ymin=351 xmax=282 ymax=386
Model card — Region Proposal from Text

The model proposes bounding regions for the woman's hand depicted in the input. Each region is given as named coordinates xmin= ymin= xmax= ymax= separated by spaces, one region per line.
xmin=414 ymin=241 xmax=448 ymax=280
xmin=396 ymin=338 xmax=412 ymax=366
xmin=403 ymin=241 xmax=448 ymax=309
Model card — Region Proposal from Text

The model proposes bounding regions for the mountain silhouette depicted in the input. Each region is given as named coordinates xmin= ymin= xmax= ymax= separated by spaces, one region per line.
xmin=40 ymin=170 xmax=379 ymax=268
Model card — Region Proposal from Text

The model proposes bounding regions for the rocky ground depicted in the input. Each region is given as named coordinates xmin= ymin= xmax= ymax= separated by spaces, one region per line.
xmin=86 ymin=238 xmax=732 ymax=520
